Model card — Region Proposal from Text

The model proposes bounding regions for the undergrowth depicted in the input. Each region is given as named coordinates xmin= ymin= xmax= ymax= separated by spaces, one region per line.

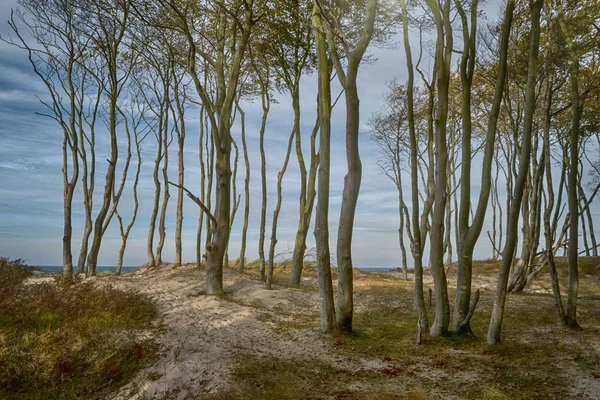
xmin=0 ymin=258 xmax=158 ymax=400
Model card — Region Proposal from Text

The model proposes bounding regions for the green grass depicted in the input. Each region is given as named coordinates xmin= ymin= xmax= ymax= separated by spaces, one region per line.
xmin=206 ymin=356 xmax=414 ymax=400
xmin=0 ymin=258 xmax=158 ymax=400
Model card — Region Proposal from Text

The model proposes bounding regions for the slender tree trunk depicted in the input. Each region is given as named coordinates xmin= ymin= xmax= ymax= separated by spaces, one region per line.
xmin=258 ymin=78 xmax=270 ymax=282
xmin=197 ymin=106 xmax=206 ymax=267
xmin=86 ymin=84 xmax=119 ymax=276
xmin=545 ymin=0 xmax=583 ymax=328
xmin=426 ymin=0 xmax=453 ymax=337
xmin=579 ymin=182 xmax=597 ymax=257
xmin=335 ymin=77 xmax=361 ymax=332
xmin=330 ymin=0 xmax=377 ymax=334
xmin=397 ymin=181 xmax=408 ymax=280
xmin=401 ymin=0 xmax=428 ymax=331
xmin=156 ymin=97 xmax=171 ymax=266
xmin=148 ymin=122 xmax=163 ymax=268
xmin=540 ymin=36 xmax=565 ymax=323
xmin=116 ymin=112 xmax=142 ymax=275
xmin=313 ymin=1 xmax=336 ymax=332
xmin=238 ymin=103 xmax=250 ymax=272
xmin=62 ymin=133 xmax=78 ymax=283
xmin=453 ymin=0 xmax=515 ymax=334
xmin=267 ymin=127 xmax=296 ymax=289
xmin=488 ymin=0 xmax=543 ymax=344
xmin=205 ymin=127 xmax=215 ymax=249
xmin=175 ymin=87 xmax=186 ymax=267
xmin=562 ymin=25 xmax=581 ymax=329
xmin=290 ymin=95 xmax=320 ymax=286
xmin=225 ymin=139 xmax=240 ymax=269
xmin=77 ymin=122 xmax=95 ymax=275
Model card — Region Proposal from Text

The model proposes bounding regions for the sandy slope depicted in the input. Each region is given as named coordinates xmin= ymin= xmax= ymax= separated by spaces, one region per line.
xmin=98 ymin=264 xmax=387 ymax=400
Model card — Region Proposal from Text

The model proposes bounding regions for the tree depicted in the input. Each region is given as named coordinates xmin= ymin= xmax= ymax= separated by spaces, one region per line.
xmin=85 ymin=0 xmax=134 ymax=276
xmin=312 ymin=0 xmax=336 ymax=332
xmin=6 ymin=0 xmax=96 ymax=283
xmin=488 ymin=0 xmax=544 ymax=345
xmin=322 ymin=0 xmax=382 ymax=333
xmin=156 ymin=0 xmax=259 ymax=294
xmin=452 ymin=0 xmax=516 ymax=334
xmin=426 ymin=0 xmax=453 ymax=337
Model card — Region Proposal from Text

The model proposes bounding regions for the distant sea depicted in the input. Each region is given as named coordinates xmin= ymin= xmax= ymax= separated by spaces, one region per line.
xmin=38 ymin=265 xmax=397 ymax=274
xmin=357 ymin=267 xmax=397 ymax=272
xmin=38 ymin=265 xmax=138 ymax=274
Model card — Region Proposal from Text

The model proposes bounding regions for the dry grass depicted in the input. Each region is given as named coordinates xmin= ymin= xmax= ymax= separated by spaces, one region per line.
xmin=0 ymin=258 xmax=158 ymax=400
xmin=212 ymin=258 xmax=600 ymax=399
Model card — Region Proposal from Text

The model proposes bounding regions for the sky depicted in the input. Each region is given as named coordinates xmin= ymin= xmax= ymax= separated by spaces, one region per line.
xmin=0 ymin=0 xmax=533 ymax=269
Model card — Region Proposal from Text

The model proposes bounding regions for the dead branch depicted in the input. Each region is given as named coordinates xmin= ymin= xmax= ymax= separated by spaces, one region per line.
xmin=168 ymin=181 xmax=217 ymax=226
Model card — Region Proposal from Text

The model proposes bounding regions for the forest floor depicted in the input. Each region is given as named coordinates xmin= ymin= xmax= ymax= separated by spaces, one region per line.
xmin=84 ymin=257 xmax=600 ymax=400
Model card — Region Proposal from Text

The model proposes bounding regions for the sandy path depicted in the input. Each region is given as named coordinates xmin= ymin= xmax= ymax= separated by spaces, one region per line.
xmin=101 ymin=264 xmax=369 ymax=400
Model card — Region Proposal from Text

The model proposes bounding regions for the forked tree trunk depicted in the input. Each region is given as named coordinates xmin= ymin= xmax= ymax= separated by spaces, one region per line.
xmin=488 ymin=0 xmax=543 ymax=344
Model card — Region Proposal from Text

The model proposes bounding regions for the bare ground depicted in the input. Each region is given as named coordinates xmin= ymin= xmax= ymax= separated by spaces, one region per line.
xmin=85 ymin=259 xmax=600 ymax=400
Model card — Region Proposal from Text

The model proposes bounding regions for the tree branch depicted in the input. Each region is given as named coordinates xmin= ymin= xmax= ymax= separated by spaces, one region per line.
xmin=168 ymin=181 xmax=217 ymax=226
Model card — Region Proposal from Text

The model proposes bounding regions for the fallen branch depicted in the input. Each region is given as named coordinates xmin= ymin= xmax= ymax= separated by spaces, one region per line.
xmin=168 ymin=181 xmax=217 ymax=227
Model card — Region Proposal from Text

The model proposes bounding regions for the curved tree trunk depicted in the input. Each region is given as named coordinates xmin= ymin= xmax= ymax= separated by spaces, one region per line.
xmin=267 ymin=127 xmax=296 ymax=289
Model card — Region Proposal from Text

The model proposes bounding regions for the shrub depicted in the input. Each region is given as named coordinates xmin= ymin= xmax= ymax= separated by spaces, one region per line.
xmin=0 ymin=259 xmax=157 ymax=399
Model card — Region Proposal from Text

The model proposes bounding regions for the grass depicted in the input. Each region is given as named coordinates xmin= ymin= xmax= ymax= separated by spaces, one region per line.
xmin=206 ymin=356 xmax=416 ymax=400
xmin=213 ymin=258 xmax=600 ymax=399
xmin=0 ymin=258 xmax=158 ymax=400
